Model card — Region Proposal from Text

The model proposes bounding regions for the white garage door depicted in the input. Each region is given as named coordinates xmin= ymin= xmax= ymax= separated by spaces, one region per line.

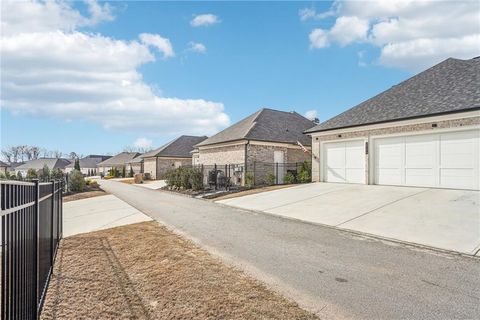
xmin=374 ymin=129 xmax=480 ymax=190
xmin=323 ymin=140 xmax=366 ymax=184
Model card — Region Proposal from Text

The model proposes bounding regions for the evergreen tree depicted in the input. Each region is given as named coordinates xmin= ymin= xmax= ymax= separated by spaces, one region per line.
xmin=74 ymin=158 xmax=80 ymax=171
xmin=122 ymin=166 xmax=126 ymax=178
xmin=129 ymin=166 xmax=134 ymax=177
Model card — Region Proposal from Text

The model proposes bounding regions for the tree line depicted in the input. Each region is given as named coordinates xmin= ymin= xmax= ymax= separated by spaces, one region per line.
xmin=1 ymin=145 xmax=83 ymax=163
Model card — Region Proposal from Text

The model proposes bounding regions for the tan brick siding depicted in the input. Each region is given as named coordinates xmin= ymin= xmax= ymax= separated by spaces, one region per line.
xmin=198 ymin=144 xmax=245 ymax=165
xmin=310 ymin=116 xmax=480 ymax=182
xmin=143 ymin=157 xmax=192 ymax=179
xmin=143 ymin=158 xmax=157 ymax=178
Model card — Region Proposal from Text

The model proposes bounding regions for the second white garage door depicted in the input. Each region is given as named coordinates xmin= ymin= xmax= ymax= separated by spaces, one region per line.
xmin=374 ymin=129 xmax=480 ymax=190
xmin=323 ymin=140 xmax=366 ymax=184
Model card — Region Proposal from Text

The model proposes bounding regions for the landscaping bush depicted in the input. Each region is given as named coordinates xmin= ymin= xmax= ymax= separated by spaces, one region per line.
xmin=69 ymin=169 xmax=86 ymax=192
xmin=298 ymin=161 xmax=311 ymax=183
xmin=108 ymin=168 xmax=120 ymax=178
xmin=245 ymin=172 xmax=254 ymax=188
xmin=165 ymin=167 xmax=204 ymax=190
xmin=38 ymin=164 xmax=50 ymax=181
xmin=0 ymin=172 xmax=6 ymax=180
xmin=51 ymin=168 xmax=64 ymax=180
xmin=26 ymin=168 xmax=37 ymax=180
xmin=16 ymin=172 xmax=23 ymax=180
xmin=265 ymin=172 xmax=276 ymax=186
xmin=284 ymin=172 xmax=295 ymax=184
xmin=129 ymin=167 xmax=134 ymax=178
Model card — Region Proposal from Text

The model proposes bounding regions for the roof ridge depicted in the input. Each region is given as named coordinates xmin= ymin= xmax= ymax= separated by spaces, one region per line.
xmin=244 ymin=108 xmax=265 ymax=139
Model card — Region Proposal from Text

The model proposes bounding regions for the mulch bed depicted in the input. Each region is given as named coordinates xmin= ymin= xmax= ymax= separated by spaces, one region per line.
xmin=41 ymin=221 xmax=317 ymax=320
xmin=63 ymin=189 xmax=107 ymax=202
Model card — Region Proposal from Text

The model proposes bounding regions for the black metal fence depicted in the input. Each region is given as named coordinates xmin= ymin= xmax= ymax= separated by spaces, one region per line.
xmin=0 ymin=179 xmax=63 ymax=320
xmin=193 ymin=161 xmax=311 ymax=190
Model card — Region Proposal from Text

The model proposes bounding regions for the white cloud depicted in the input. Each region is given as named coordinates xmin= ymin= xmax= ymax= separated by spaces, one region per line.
xmin=140 ymin=33 xmax=175 ymax=58
xmin=190 ymin=14 xmax=220 ymax=27
xmin=304 ymin=110 xmax=318 ymax=121
xmin=133 ymin=137 xmax=153 ymax=149
xmin=0 ymin=0 xmax=230 ymax=136
xmin=299 ymin=7 xmax=336 ymax=21
xmin=309 ymin=29 xmax=330 ymax=48
xmin=189 ymin=42 xmax=207 ymax=54
xmin=306 ymin=0 xmax=480 ymax=71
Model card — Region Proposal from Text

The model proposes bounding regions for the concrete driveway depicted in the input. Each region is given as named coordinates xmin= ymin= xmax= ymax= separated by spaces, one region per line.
xmin=217 ymin=183 xmax=480 ymax=255
xmin=63 ymin=194 xmax=152 ymax=237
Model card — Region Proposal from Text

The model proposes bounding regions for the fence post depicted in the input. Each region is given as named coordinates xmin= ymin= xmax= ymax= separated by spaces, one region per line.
xmin=276 ymin=162 xmax=279 ymax=184
xmin=214 ymin=163 xmax=217 ymax=190
xmin=253 ymin=161 xmax=256 ymax=186
xmin=33 ymin=179 xmax=39 ymax=317
xmin=50 ymin=180 xmax=55 ymax=264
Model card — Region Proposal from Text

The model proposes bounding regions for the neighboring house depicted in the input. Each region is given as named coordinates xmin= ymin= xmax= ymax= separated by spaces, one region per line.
xmin=126 ymin=154 xmax=144 ymax=175
xmin=15 ymin=158 xmax=71 ymax=177
xmin=0 ymin=160 xmax=9 ymax=174
xmin=97 ymin=152 xmax=140 ymax=175
xmin=65 ymin=155 xmax=111 ymax=175
xmin=195 ymin=108 xmax=314 ymax=185
xmin=305 ymin=57 xmax=480 ymax=191
xmin=141 ymin=135 xmax=208 ymax=179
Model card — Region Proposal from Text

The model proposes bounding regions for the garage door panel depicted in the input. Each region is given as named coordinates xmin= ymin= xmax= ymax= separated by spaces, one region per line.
xmin=440 ymin=132 xmax=476 ymax=168
xmin=325 ymin=144 xmax=345 ymax=167
xmin=440 ymin=168 xmax=475 ymax=189
xmin=326 ymin=168 xmax=346 ymax=183
xmin=345 ymin=141 xmax=365 ymax=168
xmin=405 ymin=137 xmax=436 ymax=168
xmin=405 ymin=168 xmax=436 ymax=186
xmin=375 ymin=139 xmax=402 ymax=168
xmin=346 ymin=169 xmax=366 ymax=184
xmin=376 ymin=168 xmax=402 ymax=185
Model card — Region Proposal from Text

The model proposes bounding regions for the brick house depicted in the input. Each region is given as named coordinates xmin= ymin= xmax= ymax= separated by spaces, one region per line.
xmin=14 ymin=158 xmax=71 ymax=178
xmin=126 ymin=154 xmax=144 ymax=175
xmin=97 ymin=152 xmax=140 ymax=175
xmin=305 ymin=57 xmax=480 ymax=190
xmin=141 ymin=135 xmax=208 ymax=179
xmin=65 ymin=155 xmax=111 ymax=175
xmin=195 ymin=108 xmax=314 ymax=185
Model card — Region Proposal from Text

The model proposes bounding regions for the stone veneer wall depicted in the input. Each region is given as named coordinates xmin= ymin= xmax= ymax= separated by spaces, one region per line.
xmin=143 ymin=158 xmax=157 ymax=179
xmin=310 ymin=116 xmax=480 ymax=183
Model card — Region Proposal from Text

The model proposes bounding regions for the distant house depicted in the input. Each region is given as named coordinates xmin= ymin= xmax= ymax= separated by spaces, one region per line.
xmin=0 ymin=160 xmax=9 ymax=174
xmin=65 ymin=155 xmax=111 ymax=175
xmin=97 ymin=152 xmax=140 ymax=175
xmin=126 ymin=154 xmax=144 ymax=175
xmin=195 ymin=108 xmax=314 ymax=185
xmin=305 ymin=57 xmax=480 ymax=190
xmin=141 ymin=135 xmax=208 ymax=180
xmin=14 ymin=158 xmax=71 ymax=177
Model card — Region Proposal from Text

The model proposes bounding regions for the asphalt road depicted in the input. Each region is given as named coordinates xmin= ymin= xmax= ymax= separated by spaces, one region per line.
xmin=99 ymin=180 xmax=480 ymax=320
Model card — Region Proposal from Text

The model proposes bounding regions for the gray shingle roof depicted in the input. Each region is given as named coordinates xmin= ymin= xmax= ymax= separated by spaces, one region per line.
xmin=126 ymin=154 xmax=144 ymax=164
xmin=15 ymin=158 xmax=71 ymax=170
xmin=141 ymin=135 xmax=208 ymax=158
xmin=97 ymin=152 xmax=140 ymax=167
xmin=66 ymin=156 xmax=111 ymax=168
xmin=197 ymin=108 xmax=314 ymax=147
xmin=305 ymin=57 xmax=480 ymax=133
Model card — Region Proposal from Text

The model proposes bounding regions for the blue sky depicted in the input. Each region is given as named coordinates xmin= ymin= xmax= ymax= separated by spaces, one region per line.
xmin=1 ymin=0 xmax=478 ymax=157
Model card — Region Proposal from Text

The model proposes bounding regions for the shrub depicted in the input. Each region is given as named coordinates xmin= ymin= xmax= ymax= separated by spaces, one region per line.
xmin=38 ymin=164 xmax=50 ymax=181
xmin=265 ymin=172 xmax=276 ymax=186
xmin=298 ymin=161 xmax=311 ymax=183
xmin=284 ymin=172 xmax=295 ymax=184
xmin=51 ymin=168 xmax=63 ymax=180
xmin=108 ymin=168 xmax=119 ymax=178
xmin=69 ymin=169 xmax=86 ymax=192
xmin=26 ymin=168 xmax=37 ymax=180
xmin=190 ymin=168 xmax=203 ymax=190
xmin=122 ymin=166 xmax=126 ymax=178
xmin=165 ymin=167 xmax=204 ymax=190
xmin=245 ymin=172 xmax=254 ymax=188
xmin=16 ymin=171 xmax=23 ymax=180
xmin=0 ymin=172 xmax=6 ymax=180
xmin=129 ymin=167 xmax=134 ymax=178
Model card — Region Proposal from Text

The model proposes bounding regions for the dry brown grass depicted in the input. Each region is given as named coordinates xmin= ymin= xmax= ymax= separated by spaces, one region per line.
xmin=41 ymin=221 xmax=317 ymax=320
xmin=213 ymin=184 xmax=298 ymax=201
xmin=119 ymin=178 xmax=135 ymax=184
xmin=63 ymin=190 xmax=107 ymax=202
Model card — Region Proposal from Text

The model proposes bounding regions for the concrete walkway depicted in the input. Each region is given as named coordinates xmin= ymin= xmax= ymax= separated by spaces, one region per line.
xmin=63 ymin=194 xmax=152 ymax=237
xmin=217 ymin=183 xmax=480 ymax=255
xmin=98 ymin=179 xmax=480 ymax=320
xmin=135 ymin=180 xmax=166 ymax=190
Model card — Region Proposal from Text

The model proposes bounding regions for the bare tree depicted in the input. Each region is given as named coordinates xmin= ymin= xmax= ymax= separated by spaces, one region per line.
xmin=52 ymin=150 xmax=63 ymax=158
xmin=69 ymin=151 xmax=78 ymax=159
xmin=1 ymin=148 xmax=13 ymax=163
xmin=122 ymin=145 xmax=152 ymax=154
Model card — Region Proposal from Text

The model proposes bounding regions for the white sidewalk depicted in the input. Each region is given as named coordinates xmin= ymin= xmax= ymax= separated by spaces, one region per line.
xmin=63 ymin=194 xmax=152 ymax=237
